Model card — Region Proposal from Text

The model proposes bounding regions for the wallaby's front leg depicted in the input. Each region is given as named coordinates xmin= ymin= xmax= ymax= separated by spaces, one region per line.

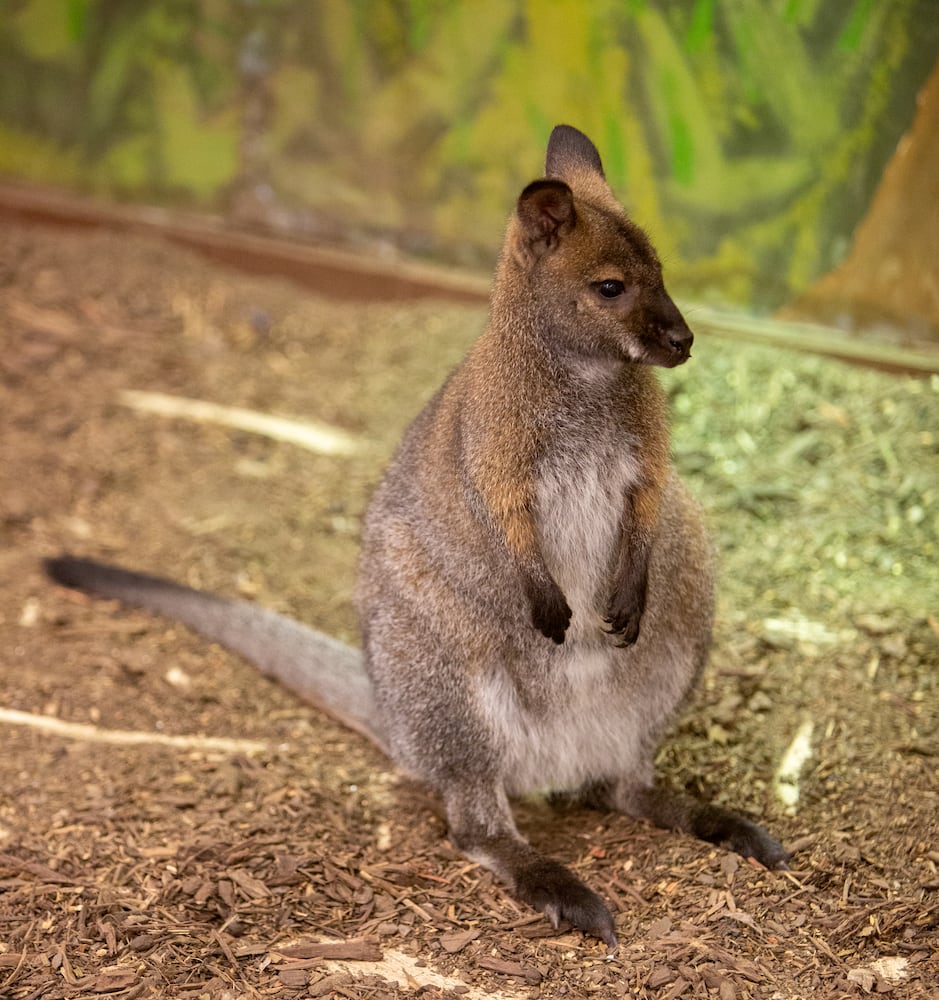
xmin=445 ymin=787 xmax=616 ymax=946
xmin=604 ymin=484 xmax=660 ymax=646
xmin=480 ymin=465 xmax=571 ymax=643
xmin=519 ymin=553 xmax=572 ymax=644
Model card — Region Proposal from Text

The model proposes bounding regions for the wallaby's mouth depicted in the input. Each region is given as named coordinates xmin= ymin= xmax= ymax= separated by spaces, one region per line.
xmin=643 ymin=291 xmax=694 ymax=367
xmin=668 ymin=328 xmax=694 ymax=362
xmin=648 ymin=326 xmax=693 ymax=367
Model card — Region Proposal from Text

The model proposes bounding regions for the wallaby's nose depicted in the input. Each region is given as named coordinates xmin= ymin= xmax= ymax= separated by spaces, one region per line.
xmin=667 ymin=325 xmax=693 ymax=358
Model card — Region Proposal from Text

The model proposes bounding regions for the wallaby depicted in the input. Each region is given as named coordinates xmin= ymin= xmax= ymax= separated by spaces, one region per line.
xmin=45 ymin=125 xmax=788 ymax=948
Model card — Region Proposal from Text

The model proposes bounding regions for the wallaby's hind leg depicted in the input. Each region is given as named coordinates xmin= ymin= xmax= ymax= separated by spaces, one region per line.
xmin=602 ymin=781 xmax=789 ymax=870
xmin=365 ymin=632 xmax=617 ymax=945
xmin=444 ymin=788 xmax=618 ymax=947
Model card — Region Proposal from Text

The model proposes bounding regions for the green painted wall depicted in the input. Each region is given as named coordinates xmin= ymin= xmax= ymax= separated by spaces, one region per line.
xmin=1 ymin=0 xmax=936 ymax=312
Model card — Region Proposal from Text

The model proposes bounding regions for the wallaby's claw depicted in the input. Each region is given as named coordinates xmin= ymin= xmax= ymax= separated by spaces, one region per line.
xmin=724 ymin=819 xmax=790 ymax=870
xmin=602 ymin=615 xmax=640 ymax=647
xmin=516 ymin=859 xmax=618 ymax=948
xmin=603 ymin=580 xmax=646 ymax=647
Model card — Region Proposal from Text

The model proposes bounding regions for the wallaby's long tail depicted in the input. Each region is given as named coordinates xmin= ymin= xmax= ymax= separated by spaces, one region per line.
xmin=44 ymin=556 xmax=385 ymax=752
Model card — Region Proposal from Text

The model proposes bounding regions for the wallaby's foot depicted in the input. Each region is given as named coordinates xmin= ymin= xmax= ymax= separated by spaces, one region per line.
xmin=449 ymin=812 xmax=616 ymax=947
xmin=514 ymin=855 xmax=617 ymax=947
xmin=606 ymin=782 xmax=790 ymax=870
xmin=689 ymin=803 xmax=790 ymax=869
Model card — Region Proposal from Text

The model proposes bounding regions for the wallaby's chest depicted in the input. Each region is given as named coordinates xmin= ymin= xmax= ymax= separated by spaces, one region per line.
xmin=535 ymin=422 xmax=639 ymax=630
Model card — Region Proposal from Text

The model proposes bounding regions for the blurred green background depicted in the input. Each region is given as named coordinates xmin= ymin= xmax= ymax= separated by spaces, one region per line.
xmin=1 ymin=0 xmax=937 ymax=335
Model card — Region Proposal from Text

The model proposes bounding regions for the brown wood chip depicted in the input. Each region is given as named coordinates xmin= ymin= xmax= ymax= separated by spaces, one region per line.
xmin=438 ymin=929 xmax=481 ymax=953
xmin=476 ymin=956 xmax=542 ymax=985
xmin=87 ymin=967 xmax=138 ymax=993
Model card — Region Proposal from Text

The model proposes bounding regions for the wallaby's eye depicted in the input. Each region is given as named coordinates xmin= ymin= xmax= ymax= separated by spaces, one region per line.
xmin=597 ymin=279 xmax=626 ymax=299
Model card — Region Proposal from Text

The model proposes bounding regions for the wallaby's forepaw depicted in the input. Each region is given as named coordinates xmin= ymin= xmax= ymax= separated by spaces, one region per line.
xmin=515 ymin=859 xmax=617 ymax=948
xmin=528 ymin=581 xmax=572 ymax=644
xmin=602 ymin=589 xmax=646 ymax=647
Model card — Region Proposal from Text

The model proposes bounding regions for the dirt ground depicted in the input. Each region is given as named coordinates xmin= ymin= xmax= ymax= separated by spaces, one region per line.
xmin=0 ymin=219 xmax=936 ymax=999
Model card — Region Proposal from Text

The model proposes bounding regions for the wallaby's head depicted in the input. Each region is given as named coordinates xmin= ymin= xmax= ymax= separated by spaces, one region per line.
xmin=503 ymin=124 xmax=692 ymax=368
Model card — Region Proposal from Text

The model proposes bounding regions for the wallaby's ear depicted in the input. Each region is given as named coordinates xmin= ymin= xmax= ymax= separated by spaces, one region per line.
xmin=515 ymin=179 xmax=575 ymax=257
xmin=545 ymin=125 xmax=605 ymax=181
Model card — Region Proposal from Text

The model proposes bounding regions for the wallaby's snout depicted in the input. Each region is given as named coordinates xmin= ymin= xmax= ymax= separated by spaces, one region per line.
xmin=665 ymin=320 xmax=693 ymax=364
xmin=641 ymin=292 xmax=694 ymax=367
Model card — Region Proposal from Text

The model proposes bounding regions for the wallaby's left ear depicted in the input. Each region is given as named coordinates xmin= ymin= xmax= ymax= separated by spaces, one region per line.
xmin=546 ymin=125 xmax=605 ymax=181
xmin=515 ymin=179 xmax=575 ymax=258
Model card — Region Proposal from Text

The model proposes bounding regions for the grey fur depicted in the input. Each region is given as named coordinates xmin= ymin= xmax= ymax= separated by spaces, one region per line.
xmin=44 ymin=557 xmax=381 ymax=749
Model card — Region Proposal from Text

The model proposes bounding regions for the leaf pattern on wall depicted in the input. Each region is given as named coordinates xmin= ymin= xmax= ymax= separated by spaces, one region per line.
xmin=0 ymin=0 xmax=935 ymax=309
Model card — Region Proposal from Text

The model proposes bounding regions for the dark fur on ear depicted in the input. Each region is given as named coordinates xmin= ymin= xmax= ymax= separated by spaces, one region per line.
xmin=515 ymin=179 xmax=575 ymax=258
xmin=545 ymin=125 xmax=605 ymax=181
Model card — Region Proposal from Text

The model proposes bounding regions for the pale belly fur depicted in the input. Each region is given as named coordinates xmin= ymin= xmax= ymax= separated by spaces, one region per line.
xmin=478 ymin=644 xmax=651 ymax=796
xmin=482 ymin=444 xmax=655 ymax=795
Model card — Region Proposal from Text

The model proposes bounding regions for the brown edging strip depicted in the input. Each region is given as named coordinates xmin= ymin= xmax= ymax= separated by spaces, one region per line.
xmin=0 ymin=182 xmax=490 ymax=306
xmin=1 ymin=182 xmax=935 ymax=374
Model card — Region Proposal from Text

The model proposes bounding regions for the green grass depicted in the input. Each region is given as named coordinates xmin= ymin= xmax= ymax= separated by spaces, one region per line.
xmin=665 ymin=339 xmax=938 ymax=625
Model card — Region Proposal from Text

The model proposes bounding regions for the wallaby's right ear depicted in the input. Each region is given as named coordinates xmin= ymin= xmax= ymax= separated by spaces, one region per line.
xmin=514 ymin=179 xmax=575 ymax=261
